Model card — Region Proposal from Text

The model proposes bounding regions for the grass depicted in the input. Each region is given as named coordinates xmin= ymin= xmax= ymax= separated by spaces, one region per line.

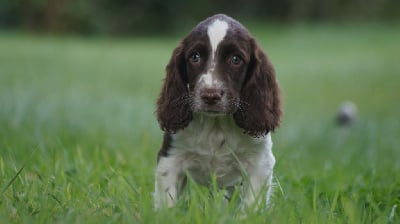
xmin=1 ymin=24 xmax=400 ymax=223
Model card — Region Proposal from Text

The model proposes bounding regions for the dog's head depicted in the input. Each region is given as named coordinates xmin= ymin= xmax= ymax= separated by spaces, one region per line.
xmin=157 ymin=14 xmax=282 ymax=137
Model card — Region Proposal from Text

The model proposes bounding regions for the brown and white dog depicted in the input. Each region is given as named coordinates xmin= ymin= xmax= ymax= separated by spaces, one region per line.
xmin=154 ymin=14 xmax=282 ymax=209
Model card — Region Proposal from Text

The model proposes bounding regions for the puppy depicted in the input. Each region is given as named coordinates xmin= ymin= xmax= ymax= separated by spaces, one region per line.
xmin=154 ymin=14 xmax=282 ymax=209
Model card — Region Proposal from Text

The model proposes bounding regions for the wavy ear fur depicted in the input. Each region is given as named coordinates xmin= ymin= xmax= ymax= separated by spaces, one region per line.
xmin=233 ymin=39 xmax=282 ymax=137
xmin=156 ymin=44 xmax=193 ymax=133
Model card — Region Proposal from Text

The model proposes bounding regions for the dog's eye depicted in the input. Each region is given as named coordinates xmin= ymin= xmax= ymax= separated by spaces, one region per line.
xmin=231 ymin=55 xmax=242 ymax=65
xmin=190 ymin=52 xmax=201 ymax=63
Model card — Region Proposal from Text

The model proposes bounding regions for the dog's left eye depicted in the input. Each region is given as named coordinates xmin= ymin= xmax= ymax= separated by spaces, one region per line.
xmin=231 ymin=55 xmax=242 ymax=65
xmin=190 ymin=52 xmax=201 ymax=63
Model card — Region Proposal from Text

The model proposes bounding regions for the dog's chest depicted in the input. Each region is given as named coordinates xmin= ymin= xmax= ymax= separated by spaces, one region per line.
xmin=170 ymin=116 xmax=264 ymax=186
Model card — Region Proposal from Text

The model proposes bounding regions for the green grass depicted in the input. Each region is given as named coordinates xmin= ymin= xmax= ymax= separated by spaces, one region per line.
xmin=1 ymin=24 xmax=399 ymax=223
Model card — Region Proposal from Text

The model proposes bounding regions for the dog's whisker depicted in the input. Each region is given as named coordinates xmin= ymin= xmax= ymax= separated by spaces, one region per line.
xmin=171 ymin=93 xmax=193 ymax=107
xmin=228 ymin=98 xmax=249 ymax=112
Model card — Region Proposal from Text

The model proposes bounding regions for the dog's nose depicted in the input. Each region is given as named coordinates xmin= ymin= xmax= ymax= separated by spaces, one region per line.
xmin=200 ymin=88 xmax=223 ymax=105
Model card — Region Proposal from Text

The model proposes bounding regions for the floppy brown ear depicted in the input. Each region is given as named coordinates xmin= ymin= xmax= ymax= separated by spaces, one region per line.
xmin=156 ymin=44 xmax=193 ymax=133
xmin=233 ymin=39 xmax=282 ymax=137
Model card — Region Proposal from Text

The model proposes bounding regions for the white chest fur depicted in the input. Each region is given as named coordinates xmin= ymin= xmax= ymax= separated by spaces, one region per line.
xmin=169 ymin=114 xmax=272 ymax=186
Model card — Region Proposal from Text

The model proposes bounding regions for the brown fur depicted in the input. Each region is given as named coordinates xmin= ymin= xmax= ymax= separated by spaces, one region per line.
xmin=233 ymin=39 xmax=282 ymax=137
xmin=156 ymin=44 xmax=193 ymax=133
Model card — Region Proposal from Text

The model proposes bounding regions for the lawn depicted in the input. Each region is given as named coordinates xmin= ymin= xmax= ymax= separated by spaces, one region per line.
xmin=0 ymin=24 xmax=399 ymax=223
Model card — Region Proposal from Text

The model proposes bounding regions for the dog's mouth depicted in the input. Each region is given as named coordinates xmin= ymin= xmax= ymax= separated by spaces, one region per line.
xmin=201 ymin=110 xmax=225 ymax=116
xmin=195 ymin=108 xmax=234 ymax=117
xmin=193 ymin=102 xmax=239 ymax=116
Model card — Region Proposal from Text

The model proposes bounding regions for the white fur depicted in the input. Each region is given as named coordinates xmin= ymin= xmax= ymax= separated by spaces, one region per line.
xmin=199 ymin=73 xmax=213 ymax=87
xmin=196 ymin=20 xmax=229 ymax=89
xmin=198 ymin=73 xmax=223 ymax=89
xmin=207 ymin=19 xmax=228 ymax=61
xmin=154 ymin=114 xmax=275 ymax=209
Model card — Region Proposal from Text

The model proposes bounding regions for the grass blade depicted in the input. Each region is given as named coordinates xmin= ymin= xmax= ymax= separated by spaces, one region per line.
xmin=1 ymin=165 xmax=25 ymax=195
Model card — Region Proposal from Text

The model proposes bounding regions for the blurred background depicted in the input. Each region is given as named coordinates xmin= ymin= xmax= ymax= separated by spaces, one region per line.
xmin=1 ymin=0 xmax=399 ymax=35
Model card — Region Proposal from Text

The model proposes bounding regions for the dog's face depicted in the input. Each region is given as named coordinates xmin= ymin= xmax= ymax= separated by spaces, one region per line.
xmin=183 ymin=19 xmax=251 ymax=114
xmin=157 ymin=14 xmax=282 ymax=137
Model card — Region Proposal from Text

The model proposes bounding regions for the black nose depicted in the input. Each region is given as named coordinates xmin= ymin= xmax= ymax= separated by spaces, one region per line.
xmin=200 ymin=88 xmax=223 ymax=105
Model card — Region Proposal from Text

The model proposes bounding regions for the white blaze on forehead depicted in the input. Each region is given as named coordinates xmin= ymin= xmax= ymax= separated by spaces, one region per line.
xmin=207 ymin=19 xmax=229 ymax=60
xmin=198 ymin=19 xmax=228 ymax=88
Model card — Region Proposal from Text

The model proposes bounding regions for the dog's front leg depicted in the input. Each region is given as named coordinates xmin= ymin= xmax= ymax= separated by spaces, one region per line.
xmin=154 ymin=156 xmax=183 ymax=210
xmin=242 ymin=154 xmax=275 ymax=209
xmin=242 ymin=170 xmax=274 ymax=208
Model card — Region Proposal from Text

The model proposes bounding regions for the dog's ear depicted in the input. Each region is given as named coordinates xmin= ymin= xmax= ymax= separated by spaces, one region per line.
xmin=156 ymin=43 xmax=193 ymax=133
xmin=233 ymin=38 xmax=282 ymax=137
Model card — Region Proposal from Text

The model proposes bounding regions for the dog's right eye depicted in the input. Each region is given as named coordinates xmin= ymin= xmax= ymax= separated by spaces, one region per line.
xmin=189 ymin=52 xmax=201 ymax=63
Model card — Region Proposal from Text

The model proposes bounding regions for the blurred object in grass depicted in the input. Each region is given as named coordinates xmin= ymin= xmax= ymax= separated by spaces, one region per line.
xmin=336 ymin=101 xmax=357 ymax=126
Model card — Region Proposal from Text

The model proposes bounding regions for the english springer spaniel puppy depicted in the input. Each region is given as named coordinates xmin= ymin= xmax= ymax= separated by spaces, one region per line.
xmin=154 ymin=14 xmax=282 ymax=210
